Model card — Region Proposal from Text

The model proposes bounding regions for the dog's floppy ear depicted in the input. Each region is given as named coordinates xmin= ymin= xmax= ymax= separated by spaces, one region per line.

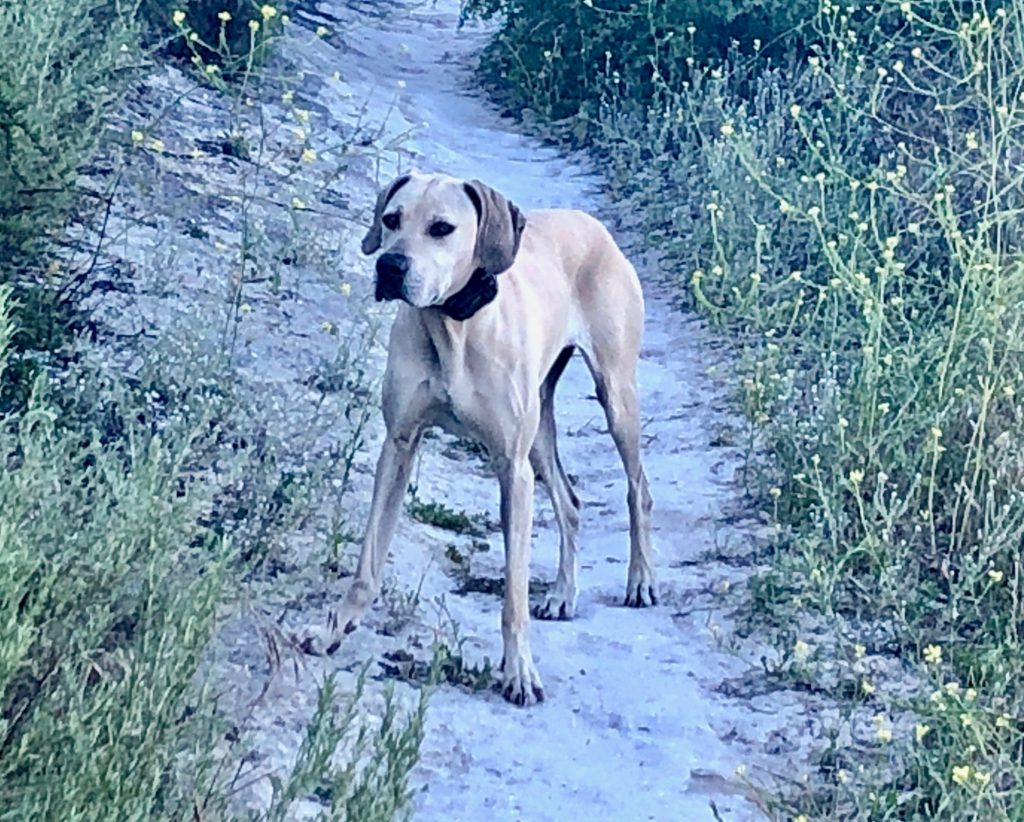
xmin=361 ymin=174 xmax=411 ymax=255
xmin=463 ymin=180 xmax=527 ymax=274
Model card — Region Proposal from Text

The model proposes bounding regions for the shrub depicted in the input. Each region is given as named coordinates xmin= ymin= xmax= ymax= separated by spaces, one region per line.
xmin=0 ymin=286 xmax=233 ymax=819
xmin=461 ymin=0 xmax=816 ymax=127
xmin=0 ymin=0 xmax=136 ymax=276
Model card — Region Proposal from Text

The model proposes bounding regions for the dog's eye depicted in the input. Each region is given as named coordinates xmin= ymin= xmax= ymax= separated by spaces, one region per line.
xmin=428 ymin=221 xmax=455 ymax=239
xmin=382 ymin=212 xmax=401 ymax=231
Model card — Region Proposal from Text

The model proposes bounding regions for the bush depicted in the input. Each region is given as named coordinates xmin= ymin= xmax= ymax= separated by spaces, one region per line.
xmin=0 ymin=0 xmax=136 ymax=275
xmin=0 ymin=286 xmax=233 ymax=819
xmin=462 ymin=0 xmax=816 ymax=126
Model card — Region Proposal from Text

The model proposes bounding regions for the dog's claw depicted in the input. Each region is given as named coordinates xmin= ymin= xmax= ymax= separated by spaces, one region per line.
xmin=624 ymin=583 xmax=658 ymax=608
xmin=503 ymin=681 xmax=545 ymax=706
xmin=533 ymin=588 xmax=576 ymax=621
xmin=500 ymin=652 xmax=545 ymax=706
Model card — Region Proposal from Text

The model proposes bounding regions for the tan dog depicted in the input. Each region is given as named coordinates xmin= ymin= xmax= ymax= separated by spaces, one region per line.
xmin=339 ymin=171 xmax=655 ymax=705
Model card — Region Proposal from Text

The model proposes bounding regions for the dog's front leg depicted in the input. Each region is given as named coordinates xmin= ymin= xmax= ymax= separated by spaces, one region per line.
xmin=496 ymin=449 xmax=545 ymax=706
xmin=337 ymin=430 xmax=421 ymax=635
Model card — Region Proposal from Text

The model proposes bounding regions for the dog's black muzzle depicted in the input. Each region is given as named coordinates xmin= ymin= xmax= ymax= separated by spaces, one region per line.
xmin=375 ymin=252 xmax=408 ymax=302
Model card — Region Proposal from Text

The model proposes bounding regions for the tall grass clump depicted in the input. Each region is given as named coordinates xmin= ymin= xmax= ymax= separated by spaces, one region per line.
xmin=138 ymin=0 xmax=284 ymax=76
xmin=0 ymin=0 xmax=137 ymax=275
xmin=472 ymin=0 xmax=1024 ymax=816
xmin=0 ymin=285 xmax=232 ymax=819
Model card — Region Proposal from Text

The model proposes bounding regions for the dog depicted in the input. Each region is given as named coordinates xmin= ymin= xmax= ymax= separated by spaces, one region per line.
xmin=338 ymin=170 xmax=655 ymax=705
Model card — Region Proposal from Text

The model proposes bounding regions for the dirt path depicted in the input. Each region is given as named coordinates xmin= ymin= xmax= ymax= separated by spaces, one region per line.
xmin=193 ymin=1 xmax=812 ymax=818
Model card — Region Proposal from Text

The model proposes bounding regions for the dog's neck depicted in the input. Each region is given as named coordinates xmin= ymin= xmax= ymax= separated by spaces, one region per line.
xmin=439 ymin=267 xmax=497 ymax=321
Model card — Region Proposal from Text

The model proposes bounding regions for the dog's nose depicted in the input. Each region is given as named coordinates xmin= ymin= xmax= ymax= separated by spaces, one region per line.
xmin=375 ymin=253 xmax=409 ymax=302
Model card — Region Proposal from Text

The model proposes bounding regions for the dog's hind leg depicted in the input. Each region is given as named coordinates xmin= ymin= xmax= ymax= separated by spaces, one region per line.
xmin=579 ymin=280 xmax=656 ymax=607
xmin=531 ymin=346 xmax=582 ymax=621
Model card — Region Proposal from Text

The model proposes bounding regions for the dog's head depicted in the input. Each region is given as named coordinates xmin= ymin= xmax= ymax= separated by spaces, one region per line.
xmin=361 ymin=171 xmax=526 ymax=309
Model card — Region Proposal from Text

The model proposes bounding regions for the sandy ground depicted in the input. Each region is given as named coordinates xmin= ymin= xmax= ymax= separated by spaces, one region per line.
xmin=86 ymin=0 xmax=815 ymax=817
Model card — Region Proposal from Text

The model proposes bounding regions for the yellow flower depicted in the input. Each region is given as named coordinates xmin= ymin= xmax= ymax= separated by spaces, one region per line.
xmin=988 ymin=569 xmax=1004 ymax=583
xmin=794 ymin=816 xmax=808 ymax=822
xmin=975 ymin=770 xmax=991 ymax=787
xmin=295 ymin=108 xmax=310 ymax=122
xmin=205 ymin=64 xmax=219 ymax=75
xmin=249 ymin=19 xmax=260 ymax=32
xmin=239 ymin=303 xmax=252 ymax=314
xmin=340 ymin=283 xmax=352 ymax=297
xmin=321 ymin=321 xmax=334 ymax=333
xmin=218 ymin=10 xmax=231 ymax=21
xmin=260 ymin=4 xmax=277 ymax=20
xmin=960 ymin=713 xmax=973 ymax=728
xmin=945 ymin=681 xmax=960 ymax=695
xmin=915 ymin=723 xmax=930 ymax=743
xmin=996 ymin=713 xmax=1012 ymax=729
xmin=924 ymin=644 xmax=942 ymax=664
xmin=292 ymin=127 xmax=306 ymax=142
xmin=965 ymin=688 xmax=976 ymax=702
xmin=316 ymin=25 xmax=330 ymax=36
xmin=848 ymin=469 xmax=864 ymax=485
xmin=291 ymin=197 xmax=306 ymax=210
xmin=190 ymin=146 xmax=205 ymax=160
xmin=172 ymin=9 xmax=186 ymax=25
xmin=769 ymin=486 xmax=782 ymax=499
xmin=720 ymin=122 xmax=734 ymax=138
xmin=790 ymin=104 xmax=801 ymax=118
xmin=282 ymin=90 xmax=294 ymax=102
xmin=876 ymin=726 xmax=892 ymax=743
xmin=854 ymin=643 xmax=866 ymax=658
xmin=734 ymin=763 xmax=747 ymax=777
xmin=149 ymin=138 xmax=165 ymax=152
xmin=861 ymin=678 xmax=875 ymax=695
xmin=793 ymin=640 xmax=811 ymax=662
xmin=301 ymin=148 xmax=317 ymax=163
xmin=130 ymin=130 xmax=144 ymax=144
xmin=952 ymin=765 xmax=971 ymax=786
xmin=931 ymin=426 xmax=943 ymax=439
xmin=838 ymin=417 xmax=849 ymax=429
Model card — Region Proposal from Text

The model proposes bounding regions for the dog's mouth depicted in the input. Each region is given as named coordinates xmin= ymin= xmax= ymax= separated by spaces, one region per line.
xmin=374 ymin=272 xmax=406 ymax=303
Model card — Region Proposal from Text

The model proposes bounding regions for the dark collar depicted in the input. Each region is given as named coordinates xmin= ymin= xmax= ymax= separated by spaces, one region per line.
xmin=439 ymin=267 xmax=497 ymax=321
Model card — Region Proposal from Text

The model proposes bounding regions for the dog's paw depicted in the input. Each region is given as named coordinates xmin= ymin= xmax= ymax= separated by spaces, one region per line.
xmin=296 ymin=619 xmax=351 ymax=657
xmin=500 ymin=654 xmax=545 ymax=706
xmin=336 ymin=579 xmax=375 ymax=635
xmin=533 ymin=586 xmax=576 ymax=621
xmin=624 ymin=564 xmax=658 ymax=608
